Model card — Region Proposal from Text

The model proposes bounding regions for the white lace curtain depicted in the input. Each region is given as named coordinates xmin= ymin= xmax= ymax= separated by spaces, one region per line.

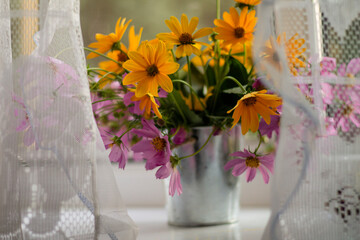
xmin=0 ymin=0 xmax=137 ymax=239
xmin=254 ymin=0 xmax=360 ymax=239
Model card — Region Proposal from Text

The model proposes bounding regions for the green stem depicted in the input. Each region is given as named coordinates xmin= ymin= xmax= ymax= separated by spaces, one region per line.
xmin=170 ymin=92 xmax=187 ymax=124
xmin=84 ymin=47 xmax=122 ymax=65
xmin=216 ymin=0 xmax=221 ymax=19
xmin=179 ymin=127 xmax=217 ymax=160
xmin=222 ymin=76 xmax=247 ymax=93
xmin=186 ymin=56 xmax=194 ymax=110
xmin=243 ymin=42 xmax=246 ymax=67
xmin=92 ymin=98 xmax=122 ymax=104
xmin=172 ymin=79 xmax=208 ymax=113
xmin=90 ymin=71 xmax=113 ymax=90
xmin=54 ymin=47 xmax=73 ymax=58
xmin=253 ymin=130 xmax=262 ymax=155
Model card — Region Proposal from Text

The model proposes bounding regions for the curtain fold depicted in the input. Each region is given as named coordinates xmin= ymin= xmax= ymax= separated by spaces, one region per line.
xmin=0 ymin=0 xmax=138 ymax=239
xmin=255 ymin=0 xmax=360 ymax=239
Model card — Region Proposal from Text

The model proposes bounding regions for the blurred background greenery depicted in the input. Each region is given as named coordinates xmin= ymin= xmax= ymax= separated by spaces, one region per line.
xmin=80 ymin=0 xmax=234 ymax=65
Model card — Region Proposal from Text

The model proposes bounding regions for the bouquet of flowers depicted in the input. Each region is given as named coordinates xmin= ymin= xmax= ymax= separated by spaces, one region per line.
xmin=86 ymin=0 xmax=287 ymax=196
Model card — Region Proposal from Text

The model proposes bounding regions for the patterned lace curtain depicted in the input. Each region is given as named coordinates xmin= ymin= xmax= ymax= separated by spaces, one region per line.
xmin=254 ymin=0 xmax=360 ymax=239
xmin=0 ymin=0 xmax=137 ymax=239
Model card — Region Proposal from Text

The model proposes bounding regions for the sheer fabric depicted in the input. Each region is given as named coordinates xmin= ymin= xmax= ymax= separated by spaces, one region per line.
xmin=254 ymin=0 xmax=360 ymax=239
xmin=0 ymin=0 xmax=137 ymax=239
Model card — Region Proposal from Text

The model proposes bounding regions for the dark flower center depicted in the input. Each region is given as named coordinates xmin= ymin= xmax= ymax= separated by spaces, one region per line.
xmin=179 ymin=33 xmax=193 ymax=45
xmin=342 ymin=105 xmax=353 ymax=116
xmin=243 ymin=97 xmax=257 ymax=106
xmin=234 ymin=27 xmax=245 ymax=38
xmin=152 ymin=136 xmax=166 ymax=151
xmin=117 ymin=52 xmax=129 ymax=62
xmin=245 ymin=156 xmax=260 ymax=168
xmin=146 ymin=64 xmax=159 ymax=77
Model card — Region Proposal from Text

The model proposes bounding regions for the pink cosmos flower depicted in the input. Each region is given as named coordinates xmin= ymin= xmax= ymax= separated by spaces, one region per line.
xmin=131 ymin=119 xmax=171 ymax=170
xmin=224 ymin=149 xmax=274 ymax=184
xmin=259 ymin=115 xmax=280 ymax=138
xmin=155 ymin=161 xmax=183 ymax=196
xmin=100 ymin=128 xmax=129 ymax=169
xmin=320 ymin=57 xmax=337 ymax=77
xmin=334 ymin=99 xmax=360 ymax=132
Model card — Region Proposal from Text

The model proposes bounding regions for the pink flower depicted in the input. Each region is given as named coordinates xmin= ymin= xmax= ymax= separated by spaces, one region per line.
xmin=224 ymin=149 xmax=274 ymax=184
xmin=155 ymin=161 xmax=183 ymax=196
xmin=131 ymin=119 xmax=171 ymax=170
xmin=259 ymin=115 xmax=280 ymax=138
xmin=320 ymin=57 xmax=337 ymax=76
xmin=334 ymin=99 xmax=360 ymax=132
xmin=100 ymin=128 xmax=129 ymax=169
xmin=13 ymin=95 xmax=36 ymax=147
xmin=170 ymin=127 xmax=187 ymax=145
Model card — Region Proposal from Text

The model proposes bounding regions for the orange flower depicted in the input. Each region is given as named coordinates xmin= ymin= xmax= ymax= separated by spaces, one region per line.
xmin=214 ymin=7 xmax=257 ymax=47
xmin=122 ymin=41 xmax=179 ymax=97
xmin=129 ymin=89 xmax=162 ymax=119
xmin=87 ymin=17 xmax=132 ymax=59
xmin=234 ymin=0 xmax=262 ymax=7
xmin=97 ymin=26 xmax=143 ymax=88
xmin=157 ymin=14 xmax=213 ymax=58
xmin=262 ymin=33 xmax=306 ymax=76
xmin=227 ymin=90 xmax=282 ymax=134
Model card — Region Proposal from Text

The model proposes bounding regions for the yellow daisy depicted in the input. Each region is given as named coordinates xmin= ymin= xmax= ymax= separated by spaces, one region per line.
xmin=214 ymin=7 xmax=257 ymax=47
xmin=227 ymin=90 xmax=282 ymax=134
xmin=234 ymin=0 xmax=262 ymax=7
xmin=87 ymin=17 xmax=132 ymax=59
xmin=157 ymin=14 xmax=213 ymax=58
xmin=129 ymin=89 xmax=162 ymax=119
xmin=262 ymin=33 xmax=306 ymax=76
xmin=122 ymin=41 xmax=179 ymax=97
xmin=97 ymin=26 xmax=143 ymax=88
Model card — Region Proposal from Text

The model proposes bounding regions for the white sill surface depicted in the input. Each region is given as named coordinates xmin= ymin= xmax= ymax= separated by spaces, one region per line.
xmin=128 ymin=208 xmax=270 ymax=240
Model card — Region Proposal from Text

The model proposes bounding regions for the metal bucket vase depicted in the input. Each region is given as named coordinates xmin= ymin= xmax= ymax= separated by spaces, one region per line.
xmin=165 ymin=126 xmax=241 ymax=227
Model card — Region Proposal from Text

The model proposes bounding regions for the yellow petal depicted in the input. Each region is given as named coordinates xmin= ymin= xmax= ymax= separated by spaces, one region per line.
xmin=158 ymin=62 xmax=179 ymax=75
xmin=188 ymin=17 xmax=199 ymax=34
xmin=181 ymin=14 xmax=189 ymax=33
xmin=128 ymin=51 xmax=149 ymax=68
xmin=123 ymin=71 xmax=147 ymax=85
xmin=156 ymin=73 xmax=173 ymax=93
xmin=192 ymin=28 xmax=213 ymax=40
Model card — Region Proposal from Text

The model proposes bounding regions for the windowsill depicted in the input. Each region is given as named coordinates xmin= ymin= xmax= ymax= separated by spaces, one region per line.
xmin=128 ymin=207 xmax=270 ymax=240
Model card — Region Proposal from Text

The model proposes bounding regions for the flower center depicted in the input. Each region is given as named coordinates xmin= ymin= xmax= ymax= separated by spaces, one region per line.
xmin=151 ymin=136 xmax=166 ymax=151
xmin=146 ymin=64 xmax=159 ymax=77
xmin=179 ymin=33 xmax=193 ymax=45
xmin=243 ymin=96 xmax=257 ymax=106
xmin=245 ymin=156 xmax=260 ymax=168
xmin=234 ymin=27 xmax=245 ymax=38
xmin=342 ymin=105 xmax=353 ymax=116
xmin=117 ymin=52 xmax=128 ymax=62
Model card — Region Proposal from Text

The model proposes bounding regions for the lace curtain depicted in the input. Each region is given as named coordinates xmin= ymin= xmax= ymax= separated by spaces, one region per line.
xmin=254 ymin=0 xmax=360 ymax=239
xmin=0 ymin=0 xmax=137 ymax=239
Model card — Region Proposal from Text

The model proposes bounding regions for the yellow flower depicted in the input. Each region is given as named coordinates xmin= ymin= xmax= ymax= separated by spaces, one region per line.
xmin=214 ymin=7 xmax=257 ymax=47
xmin=157 ymin=14 xmax=213 ymax=58
xmin=181 ymin=87 xmax=214 ymax=111
xmin=227 ymin=90 xmax=282 ymax=134
xmin=234 ymin=0 xmax=262 ymax=6
xmin=87 ymin=17 xmax=132 ymax=59
xmin=262 ymin=33 xmax=306 ymax=76
xmin=122 ymin=41 xmax=179 ymax=97
xmin=97 ymin=26 xmax=143 ymax=88
xmin=129 ymin=89 xmax=162 ymax=119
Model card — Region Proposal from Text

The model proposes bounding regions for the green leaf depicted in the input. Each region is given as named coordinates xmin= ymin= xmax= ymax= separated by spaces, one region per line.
xmin=225 ymin=57 xmax=249 ymax=87
xmin=206 ymin=66 xmax=217 ymax=86
xmin=172 ymin=90 xmax=203 ymax=126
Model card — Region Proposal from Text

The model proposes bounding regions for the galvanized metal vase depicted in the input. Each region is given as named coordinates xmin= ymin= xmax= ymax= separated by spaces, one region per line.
xmin=165 ymin=126 xmax=241 ymax=227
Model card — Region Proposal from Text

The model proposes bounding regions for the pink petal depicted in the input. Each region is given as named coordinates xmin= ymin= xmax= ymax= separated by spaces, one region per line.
xmin=338 ymin=64 xmax=346 ymax=76
xmin=346 ymin=58 xmax=360 ymax=75
xmin=232 ymin=162 xmax=248 ymax=177
xmin=169 ymin=168 xmax=182 ymax=196
xmin=23 ymin=128 xmax=35 ymax=146
xmin=155 ymin=163 xmax=171 ymax=179
xmin=245 ymin=168 xmax=257 ymax=182
xmin=349 ymin=113 xmax=360 ymax=127
xmin=131 ymin=139 xmax=154 ymax=153
xmin=224 ymin=158 xmax=243 ymax=171
xmin=258 ymin=165 xmax=270 ymax=184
